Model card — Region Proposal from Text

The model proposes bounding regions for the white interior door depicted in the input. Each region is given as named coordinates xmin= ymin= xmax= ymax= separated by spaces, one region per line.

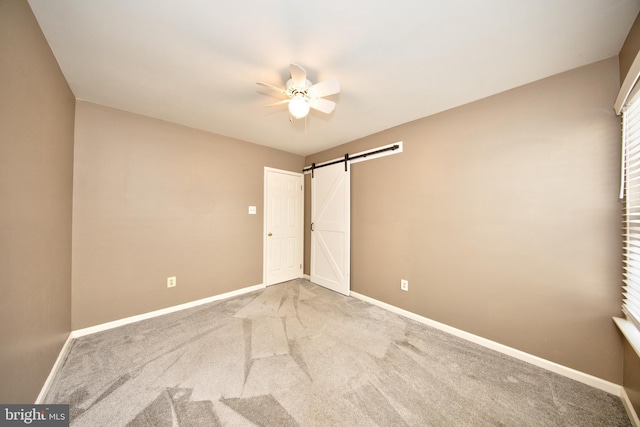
xmin=264 ymin=168 xmax=303 ymax=286
xmin=311 ymin=163 xmax=350 ymax=296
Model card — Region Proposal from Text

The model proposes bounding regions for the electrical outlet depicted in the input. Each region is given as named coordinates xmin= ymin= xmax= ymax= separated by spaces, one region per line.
xmin=401 ymin=279 xmax=408 ymax=291
xmin=167 ymin=276 xmax=177 ymax=288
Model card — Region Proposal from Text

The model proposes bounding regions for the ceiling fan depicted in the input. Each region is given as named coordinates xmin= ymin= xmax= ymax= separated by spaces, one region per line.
xmin=257 ymin=64 xmax=340 ymax=120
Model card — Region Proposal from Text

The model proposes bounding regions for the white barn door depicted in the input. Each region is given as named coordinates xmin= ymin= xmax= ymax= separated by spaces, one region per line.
xmin=311 ymin=163 xmax=350 ymax=296
xmin=264 ymin=168 xmax=303 ymax=286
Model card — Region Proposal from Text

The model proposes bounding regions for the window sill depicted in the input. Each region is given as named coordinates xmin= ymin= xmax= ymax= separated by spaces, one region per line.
xmin=614 ymin=317 xmax=640 ymax=360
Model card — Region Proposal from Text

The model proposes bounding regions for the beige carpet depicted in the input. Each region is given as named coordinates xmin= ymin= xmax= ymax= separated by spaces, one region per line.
xmin=45 ymin=279 xmax=630 ymax=426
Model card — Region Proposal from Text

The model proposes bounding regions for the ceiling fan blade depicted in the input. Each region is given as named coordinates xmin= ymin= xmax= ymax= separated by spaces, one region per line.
xmin=290 ymin=63 xmax=307 ymax=87
xmin=256 ymin=81 xmax=287 ymax=95
xmin=310 ymin=98 xmax=335 ymax=114
xmin=265 ymin=99 xmax=290 ymax=107
xmin=310 ymin=78 xmax=340 ymax=97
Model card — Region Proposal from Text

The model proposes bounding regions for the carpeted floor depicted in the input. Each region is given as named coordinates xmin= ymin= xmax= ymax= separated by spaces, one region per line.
xmin=45 ymin=279 xmax=631 ymax=426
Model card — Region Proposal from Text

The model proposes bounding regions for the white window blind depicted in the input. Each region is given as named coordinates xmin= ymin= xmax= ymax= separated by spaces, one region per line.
xmin=623 ymin=98 xmax=640 ymax=327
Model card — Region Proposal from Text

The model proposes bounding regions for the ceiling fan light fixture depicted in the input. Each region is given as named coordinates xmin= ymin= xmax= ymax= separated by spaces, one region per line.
xmin=288 ymin=95 xmax=310 ymax=119
xmin=257 ymin=64 xmax=339 ymax=121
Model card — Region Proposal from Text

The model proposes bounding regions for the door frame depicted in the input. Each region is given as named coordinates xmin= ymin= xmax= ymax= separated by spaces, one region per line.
xmin=263 ymin=167 xmax=304 ymax=286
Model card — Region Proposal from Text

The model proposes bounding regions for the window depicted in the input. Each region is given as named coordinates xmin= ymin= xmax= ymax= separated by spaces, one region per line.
xmin=622 ymin=98 xmax=640 ymax=330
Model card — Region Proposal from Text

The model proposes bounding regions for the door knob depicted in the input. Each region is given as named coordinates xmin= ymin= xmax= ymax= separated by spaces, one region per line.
xmin=268 ymin=232 xmax=272 ymax=237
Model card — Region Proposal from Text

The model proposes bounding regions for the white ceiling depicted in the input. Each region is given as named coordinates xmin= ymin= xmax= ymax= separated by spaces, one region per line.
xmin=28 ymin=0 xmax=640 ymax=156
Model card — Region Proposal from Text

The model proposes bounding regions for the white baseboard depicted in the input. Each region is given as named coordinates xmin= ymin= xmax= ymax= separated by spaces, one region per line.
xmin=350 ymin=291 xmax=622 ymax=397
xmin=71 ymin=283 xmax=265 ymax=338
xmin=303 ymin=274 xmax=310 ymax=281
xmin=622 ymin=387 xmax=640 ymax=427
xmin=39 ymin=283 xmax=623 ymax=404
xmin=35 ymin=333 xmax=73 ymax=404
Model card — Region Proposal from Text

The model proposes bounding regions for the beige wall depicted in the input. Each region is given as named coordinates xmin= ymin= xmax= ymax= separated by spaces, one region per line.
xmin=72 ymin=101 xmax=304 ymax=329
xmin=619 ymin=12 xmax=640 ymax=85
xmin=0 ymin=0 xmax=75 ymax=403
xmin=624 ymin=341 xmax=640 ymax=416
xmin=305 ymin=57 xmax=623 ymax=383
